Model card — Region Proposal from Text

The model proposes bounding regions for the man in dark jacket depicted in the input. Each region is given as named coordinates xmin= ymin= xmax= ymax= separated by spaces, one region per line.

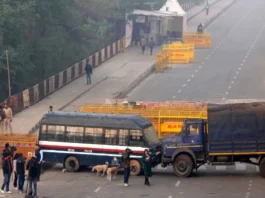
xmin=85 ymin=61 xmax=93 ymax=85
xmin=26 ymin=157 xmax=38 ymax=197
xmin=0 ymin=105 xmax=6 ymax=132
xmin=1 ymin=143 xmax=12 ymax=194
xmin=34 ymin=144 xmax=43 ymax=181
xmin=16 ymin=154 xmax=26 ymax=193
xmin=121 ymin=148 xmax=132 ymax=187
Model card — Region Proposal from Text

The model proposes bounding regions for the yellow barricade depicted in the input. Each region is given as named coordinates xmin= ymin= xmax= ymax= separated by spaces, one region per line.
xmin=183 ymin=33 xmax=212 ymax=49
xmin=168 ymin=50 xmax=190 ymax=64
xmin=164 ymin=44 xmax=194 ymax=63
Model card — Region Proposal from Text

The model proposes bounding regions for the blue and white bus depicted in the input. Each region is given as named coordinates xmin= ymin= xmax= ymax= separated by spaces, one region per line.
xmin=38 ymin=111 xmax=162 ymax=175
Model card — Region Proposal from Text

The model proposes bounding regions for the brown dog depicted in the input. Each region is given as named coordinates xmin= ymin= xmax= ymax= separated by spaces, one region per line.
xmin=92 ymin=162 xmax=109 ymax=176
xmin=106 ymin=165 xmax=120 ymax=181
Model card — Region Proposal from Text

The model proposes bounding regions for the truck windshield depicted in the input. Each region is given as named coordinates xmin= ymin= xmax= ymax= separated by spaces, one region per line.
xmin=143 ymin=126 xmax=160 ymax=146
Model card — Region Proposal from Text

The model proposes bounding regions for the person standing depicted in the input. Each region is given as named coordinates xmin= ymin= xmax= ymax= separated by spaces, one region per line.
xmin=34 ymin=144 xmax=43 ymax=181
xmin=3 ymin=103 xmax=12 ymax=133
xmin=0 ymin=105 xmax=6 ymax=132
xmin=1 ymin=143 xmax=13 ymax=194
xmin=148 ymin=37 xmax=156 ymax=56
xmin=26 ymin=157 xmax=38 ymax=197
xmin=121 ymin=148 xmax=132 ymax=187
xmin=12 ymin=153 xmax=20 ymax=191
xmin=140 ymin=36 xmax=146 ymax=55
xmin=141 ymin=149 xmax=160 ymax=186
xmin=85 ymin=61 xmax=93 ymax=85
xmin=16 ymin=154 xmax=26 ymax=193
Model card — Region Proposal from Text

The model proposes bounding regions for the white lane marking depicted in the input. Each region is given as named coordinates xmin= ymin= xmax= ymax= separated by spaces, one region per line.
xmin=173 ymin=96 xmax=176 ymax=99
xmin=234 ymin=76 xmax=237 ymax=79
xmin=228 ymin=86 xmax=231 ymax=89
xmin=241 ymin=63 xmax=244 ymax=66
xmin=225 ymin=92 xmax=228 ymax=95
xmin=199 ymin=65 xmax=202 ymax=68
xmin=231 ymin=81 xmax=234 ymax=84
xmin=183 ymin=84 xmax=186 ymax=87
xmin=175 ymin=181 xmax=181 ymax=187
xmin=168 ymin=196 xmax=173 ymax=198
xmin=236 ymin=71 xmax=239 ymax=75
xmin=191 ymin=74 xmax=194 ymax=78
xmin=178 ymin=90 xmax=182 ymax=93
xmin=243 ymin=59 xmax=246 ymax=62
xmin=94 ymin=187 xmax=101 ymax=193
xmin=187 ymin=79 xmax=191 ymax=82
xmin=195 ymin=70 xmax=198 ymax=73
xmin=202 ymin=62 xmax=205 ymax=65
xmin=245 ymin=192 xmax=250 ymax=198
xmin=239 ymin=67 xmax=241 ymax=70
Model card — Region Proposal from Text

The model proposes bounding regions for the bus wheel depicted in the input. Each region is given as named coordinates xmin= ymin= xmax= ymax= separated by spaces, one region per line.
xmin=173 ymin=154 xmax=193 ymax=177
xmin=65 ymin=156 xmax=80 ymax=172
xmin=130 ymin=160 xmax=141 ymax=176
xmin=259 ymin=157 xmax=265 ymax=177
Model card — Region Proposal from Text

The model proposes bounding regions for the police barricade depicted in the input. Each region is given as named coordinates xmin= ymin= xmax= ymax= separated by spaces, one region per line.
xmin=182 ymin=33 xmax=212 ymax=49
xmin=164 ymin=44 xmax=194 ymax=63
xmin=167 ymin=49 xmax=190 ymax=64
xmin=155 ymin=51 xmax=169 ymax=73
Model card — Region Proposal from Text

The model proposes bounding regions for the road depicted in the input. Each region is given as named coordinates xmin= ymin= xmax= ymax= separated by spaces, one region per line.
xmin=128 ymin=0 xmax=265 ymax=102
xmin=1 ymin=164 xmax=264 ymax=198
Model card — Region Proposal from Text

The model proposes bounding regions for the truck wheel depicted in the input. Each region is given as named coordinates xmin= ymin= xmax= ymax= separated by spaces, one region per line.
xmin=173 ymin=154 xmax=193 ymax=177
xmin=64 ymin=156 xmax=80 ymax=172
xmin=259 ymin=157 xmax=265 ymax=177
xmin=130 ymin=160 xmax=141 ymax=176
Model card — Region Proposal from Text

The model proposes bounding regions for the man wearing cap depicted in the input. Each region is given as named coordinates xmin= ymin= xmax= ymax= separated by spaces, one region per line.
xmin=34 ymin=144 xmax=43 ymax=181
xmin=1 ymin=143 xmax=13 ymax=194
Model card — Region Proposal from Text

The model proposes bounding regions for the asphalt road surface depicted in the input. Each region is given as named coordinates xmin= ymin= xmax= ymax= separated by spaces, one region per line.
xmin=128 ymin=0 xmax=265 ymax=102
xmin=2 ymin=163 xmax=264 ymax=198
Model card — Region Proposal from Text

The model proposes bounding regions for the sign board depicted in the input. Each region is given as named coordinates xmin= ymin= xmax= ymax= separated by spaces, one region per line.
xmin=161 ymin=122 xmax=183 ymax=133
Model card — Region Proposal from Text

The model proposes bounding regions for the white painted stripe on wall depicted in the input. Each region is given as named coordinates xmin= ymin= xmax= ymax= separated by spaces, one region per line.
xmin=235 ymin=163 xmax=247 ymax=171
xmin=216 ymin=166 xmax=226 ymax=171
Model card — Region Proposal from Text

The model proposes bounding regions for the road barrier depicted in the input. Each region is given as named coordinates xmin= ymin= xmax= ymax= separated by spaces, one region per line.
xmin=183 ymin=32 xmax=212 ymax=49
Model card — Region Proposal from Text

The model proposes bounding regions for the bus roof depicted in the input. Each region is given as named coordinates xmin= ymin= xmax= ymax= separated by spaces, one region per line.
xmin=40 ymin=111 xmax=152 ymax=130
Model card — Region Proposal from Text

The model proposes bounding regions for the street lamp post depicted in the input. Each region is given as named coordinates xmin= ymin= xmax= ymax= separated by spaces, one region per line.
xmin=6 ymin=50 xmax=11 ymax=97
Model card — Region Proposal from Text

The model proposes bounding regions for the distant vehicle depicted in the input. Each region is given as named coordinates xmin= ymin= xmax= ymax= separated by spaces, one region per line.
xmin=38 ymin=111 xmax=161 ymax=176
xmin=161 ymin=102 xmax=265 ymax=178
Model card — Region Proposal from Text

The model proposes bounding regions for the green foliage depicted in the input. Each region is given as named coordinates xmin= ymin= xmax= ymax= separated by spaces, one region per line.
xmin=0 ymin=0 xmax=166 ymax=101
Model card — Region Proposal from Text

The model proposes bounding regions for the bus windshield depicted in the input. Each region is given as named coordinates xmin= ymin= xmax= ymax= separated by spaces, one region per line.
xmin=143 ymin=126 xmax=160 ymax=146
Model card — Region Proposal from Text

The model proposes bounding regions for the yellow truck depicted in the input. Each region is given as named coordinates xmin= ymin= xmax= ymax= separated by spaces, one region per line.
xmin=80 ymin=101 xmax=208 ymax=139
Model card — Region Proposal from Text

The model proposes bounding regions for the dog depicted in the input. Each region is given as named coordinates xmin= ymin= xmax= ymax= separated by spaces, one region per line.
xmin=92 ymin=162 xmax=109 ymax=176
xmin=106 ymin=164 xmax=120 ymax=181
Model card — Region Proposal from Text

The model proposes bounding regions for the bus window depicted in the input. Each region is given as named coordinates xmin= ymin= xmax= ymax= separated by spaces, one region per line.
xmin=129 ymin=130 xmax=144 ymax=146
xmin=85 ymin=128 xmax=103 ymax=144
xmin=46 ymin=125 xmax=65 ymax=141
xmin=40 ymin=125 xmax=48 ymax=140
xmin=119 ymin=129 xmax=129 ymax=146
xmin=66 ymin=126 xmax=84 ymax=143
xmin=105 ymin=129 xmax=118 ymax=145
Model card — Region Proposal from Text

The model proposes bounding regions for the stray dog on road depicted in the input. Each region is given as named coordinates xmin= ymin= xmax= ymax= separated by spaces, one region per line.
xmin=92 ymin=162 xmax=109 ymax=176
xmin=106 ymin=165 xmax=120 ymax=181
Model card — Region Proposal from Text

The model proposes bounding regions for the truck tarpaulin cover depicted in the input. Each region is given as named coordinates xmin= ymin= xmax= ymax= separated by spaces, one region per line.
xmin=208 ymin=102 xmax=265 ymax=152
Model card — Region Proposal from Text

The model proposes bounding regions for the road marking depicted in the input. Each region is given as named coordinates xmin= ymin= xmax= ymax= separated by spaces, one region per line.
xmin=225 ymin=92 xmax=228 ymax=95
xmin=183 ymin=84 xmax=186 ymax=87
xmin=175 ymin=181 xmax=181 ymax=187
xmin=191 ymin=74 xmax=194 ymax=78
xmin=199 ymin=65 xmax=202 ymax=68
xmin=168 ymin=196 xmax=173 ymax=198
xmin=231 ymin=81 xmax=234 ymax=84
xmin=94 ymin=187 xmax=101 ymax=193
xmin=178 ymin=90 xmax=182 ymax=93
xmin=243 ymin=59 xmax=246 ymax=62
xmin=236 ymin=71 xmax=239 ymax=75
xmin=173 ymin=96 xmax=176 ymax=99
xmin=187 ymin=79 xmax=191 ymax=82
xmin=202 ymin=62 xmax=205 ymax=64
xmin=245 ymin=192 xmax=250 ymax=198
xmin=241 ymin=63 xmax=244 ymax=66
xmin=228 ymin=86 xmax=231 ymax=89
xmin=234 ymin=76 xmax=237 ymax=79
xmin=195 ymin=70 xmax=198 ymax=73
xmin=239 ymin=67 xmax=241 ymax=70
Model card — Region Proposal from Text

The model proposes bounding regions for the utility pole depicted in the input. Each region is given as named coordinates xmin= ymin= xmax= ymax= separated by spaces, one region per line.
xmin=6 ymin=50 xmax=11 ymax=97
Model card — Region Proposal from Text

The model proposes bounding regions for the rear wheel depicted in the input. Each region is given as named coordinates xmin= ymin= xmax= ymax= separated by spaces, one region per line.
xmin=173 ymin=154 xmax=193 ymax=177
xmin=64 ymin=156 xmax=80 ymax=172
xmin=130 ymin=160 xmax=141 ymax=176
xmin=259 ymin=157 xmax=265 ymax=177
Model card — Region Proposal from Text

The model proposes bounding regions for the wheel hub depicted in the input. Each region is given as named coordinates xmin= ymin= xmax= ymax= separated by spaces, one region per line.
xmin=177 ymin=161 xmax=187 ymax=172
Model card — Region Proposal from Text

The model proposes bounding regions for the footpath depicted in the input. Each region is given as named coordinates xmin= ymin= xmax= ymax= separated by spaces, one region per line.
xmin=10 ymin=0 xmax=236 ymax=133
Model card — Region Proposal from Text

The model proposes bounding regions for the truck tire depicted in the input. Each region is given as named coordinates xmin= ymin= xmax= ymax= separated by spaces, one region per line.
xmin=259 ymin=157 xmax=265 ymax=177
xmin=173 ymin=154 xmax=193 ymax=177
xmin=64 ymin=156 xmax=80 ymax=172
xmin=130 ymin=159 xmax=141 ymax=176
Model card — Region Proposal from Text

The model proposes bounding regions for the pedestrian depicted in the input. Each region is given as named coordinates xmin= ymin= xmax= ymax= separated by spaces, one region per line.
xmin=3 ymin=103 xmax=12 ymax=133
xmin=85 ymin=61 xmax=93 ymax=85
xmin=140 ymin=36 xmax=146 ymax=55
xmin=34 ymin=144 xmax=43 ymax=181
xmin=48 ymin=105 xmax=53 ymax=112
xmin=121 ymin=148 xmax=133 ymax=187
xmin=13 ymin=153 xmax=20 ymax=191
xmin=1 ymin=143 xmax=13 ymax=194
xmin=141 ymin=149 xmax=160 ymax=186
xmin=148 ymin=37 xmax=156 ymax=56
xmin=0 ymin=105 xmax=6 ymax=133
xmin=26 ymin=157 xmax=38 ymax=197
xmin=16 ymin=153 xmax=26 ymax=193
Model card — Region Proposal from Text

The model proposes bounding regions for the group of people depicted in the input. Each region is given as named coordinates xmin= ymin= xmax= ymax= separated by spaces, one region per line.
xmin=1 ymin=143 xmax=43 ymax=198
xmin=0 ymin=103 xmax=13 ymax=133
xmin=121 ymin=148 xmax=160 ymax=187
xmin=140 ymin=36 xmax=156 ymax=56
